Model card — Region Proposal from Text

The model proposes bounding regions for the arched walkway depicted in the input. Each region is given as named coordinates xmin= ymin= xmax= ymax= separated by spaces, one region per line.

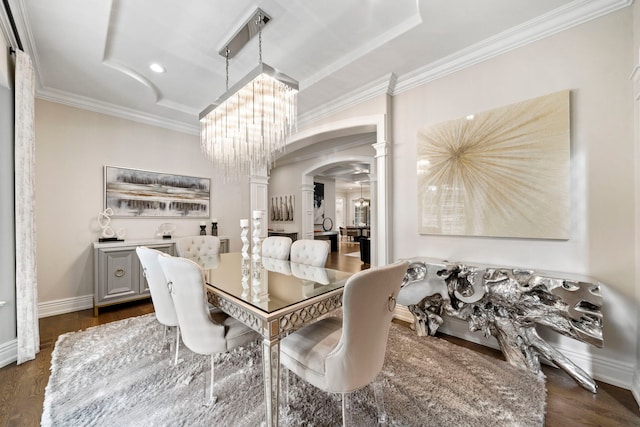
xmin=286 ymin=115 xmax=391 ymax=266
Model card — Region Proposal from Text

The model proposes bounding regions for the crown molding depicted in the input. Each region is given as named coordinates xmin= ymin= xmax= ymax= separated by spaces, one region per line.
xmin=300 ymin=0 xmax=632 ymax=124
xmin=394 ymin=0 xmax=633 ymax=94
xmin=298 ymin=73 xmax=396 ymax=130
xmin=37 ymin=87 xmax=199 ymax=135
xmin=22 ymin=0 xmax=634 ymax=136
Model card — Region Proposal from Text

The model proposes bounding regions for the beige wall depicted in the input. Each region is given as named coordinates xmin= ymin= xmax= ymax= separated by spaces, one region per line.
xmin=34 ymin=100 xmax=247 ymax=304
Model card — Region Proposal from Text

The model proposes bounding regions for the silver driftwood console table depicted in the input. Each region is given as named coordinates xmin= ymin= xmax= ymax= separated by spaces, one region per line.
xmin=398 ymin=257 xmax=604 ymax=393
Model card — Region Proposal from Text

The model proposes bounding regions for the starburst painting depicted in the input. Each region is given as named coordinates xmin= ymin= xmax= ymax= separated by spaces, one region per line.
xmin=417 ymin=90 xmax=570 ymax=239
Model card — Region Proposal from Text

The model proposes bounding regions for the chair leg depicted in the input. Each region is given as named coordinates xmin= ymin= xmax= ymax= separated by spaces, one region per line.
xmin=161 ymin=325 xmax=169 ymax=355
xmin=173 ymin=326 xmax=180 ymax=366
xmin=341 ymin=393 xmax=352 ymax=427
xmin=205 ymin=354 xmax=218 ymax=406
xmin=372 ymin=378 xmax=388 ymax=425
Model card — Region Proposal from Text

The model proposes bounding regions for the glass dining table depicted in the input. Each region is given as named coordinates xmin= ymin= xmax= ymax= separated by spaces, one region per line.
xmin=203 ymin=252 xmax=353 ymax=427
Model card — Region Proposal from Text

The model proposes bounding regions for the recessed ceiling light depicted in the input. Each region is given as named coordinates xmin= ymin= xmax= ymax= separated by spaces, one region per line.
xmin=149 ymin=63 xmax=166 ymax=73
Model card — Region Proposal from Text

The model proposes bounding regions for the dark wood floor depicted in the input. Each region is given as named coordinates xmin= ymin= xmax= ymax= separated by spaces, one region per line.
xmin=1 ymin=241 xmax=638 ymax=426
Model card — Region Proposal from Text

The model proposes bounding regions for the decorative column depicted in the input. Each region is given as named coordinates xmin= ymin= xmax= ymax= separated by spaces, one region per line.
xmin=301 ymin=180 xmax=315 ymax=239
xmin=249 ymin=174 xmax=269 ymax=238
xmin=372 ymin=140 xmax=390 ymax=266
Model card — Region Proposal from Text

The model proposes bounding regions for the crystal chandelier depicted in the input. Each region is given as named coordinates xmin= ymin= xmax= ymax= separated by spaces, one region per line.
xmin=355 ymin=183 xmax=369 ymax=208
xmin=199 ymin=9 xmax=298 ymax=180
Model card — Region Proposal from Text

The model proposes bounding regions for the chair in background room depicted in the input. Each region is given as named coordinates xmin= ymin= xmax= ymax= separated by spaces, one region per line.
xmin=135 ymin=246 xmax=181 ymax=365
xmin=289 ymin=239 xmax=330 ymax=267
xmin=261 ymin=236 xmax=292 ymax=260
xmin=339 ymin=226 xmax=349 ymax=242
xmin=175 ymin=235 xmax=221 ymax=266
xmin=280 ymin=261 xmax=409 ymax=426
xmin=158 ymin=254 xmax=260 ymax=405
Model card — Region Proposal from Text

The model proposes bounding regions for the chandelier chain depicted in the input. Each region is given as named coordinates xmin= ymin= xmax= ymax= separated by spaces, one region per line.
xmin=258 ymin=14 xmax=263 ymax=64
xmin=225 ymin=47 xmax=230 ymax=90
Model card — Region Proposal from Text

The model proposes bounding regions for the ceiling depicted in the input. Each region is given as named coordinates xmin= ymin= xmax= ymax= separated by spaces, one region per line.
xmin=4 ymin=0 xmax=628 ymax=186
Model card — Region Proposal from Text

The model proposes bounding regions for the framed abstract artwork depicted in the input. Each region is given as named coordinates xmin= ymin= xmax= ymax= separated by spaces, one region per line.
xmin=270 ymin=195 xmax=295 ymax=222
xmin=417 ymin=90 xmax=570 ymax=239
xmin=104 ymin=166 xmax=210 ymax=217
xmin=314 ymin=182 xmax=325 ymax=225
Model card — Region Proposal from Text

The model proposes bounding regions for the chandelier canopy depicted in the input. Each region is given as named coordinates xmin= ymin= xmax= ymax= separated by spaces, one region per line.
xmin=199 ymin=9 xmax=298 ymax=180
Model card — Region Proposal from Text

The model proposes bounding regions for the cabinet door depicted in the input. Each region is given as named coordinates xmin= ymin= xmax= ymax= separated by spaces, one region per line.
xmin=97 ymin=249 xmax=139 ymax=303
xmin=139 ymin=244 xmax=174 ymax=294
xmin=220 ymin=238 xmax=229 ymax=254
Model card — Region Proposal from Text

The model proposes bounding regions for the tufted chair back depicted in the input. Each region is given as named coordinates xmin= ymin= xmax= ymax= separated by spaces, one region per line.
xmin=261 ymin=236 xmax=293 ymax=260
xmin=289 ymin=239 xmax=330 ymax=267
xmin=175 ymin=236 xmax=221 ymax=267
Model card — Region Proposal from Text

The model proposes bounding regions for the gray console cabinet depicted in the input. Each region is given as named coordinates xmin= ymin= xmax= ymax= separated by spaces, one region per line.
xmin=93 ymin=237 xmax=229 ymax=315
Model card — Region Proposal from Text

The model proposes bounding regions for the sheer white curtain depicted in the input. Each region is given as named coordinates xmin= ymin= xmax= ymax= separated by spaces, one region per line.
xmin=15 ymin=50 xmax=39 ymax=364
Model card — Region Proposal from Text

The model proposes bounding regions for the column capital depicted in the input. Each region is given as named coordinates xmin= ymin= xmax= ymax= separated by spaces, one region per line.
xmin=372 ymin=141 xmax=390 ymax=157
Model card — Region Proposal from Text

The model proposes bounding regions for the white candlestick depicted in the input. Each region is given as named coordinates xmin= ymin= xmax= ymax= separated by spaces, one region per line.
xmin=252 ymin=216 xmax=261 ymax=261
xmin=240 ymin=219 xmax=250 ymax=259
xmin=252 ymin=210 xmax=262 ymax=219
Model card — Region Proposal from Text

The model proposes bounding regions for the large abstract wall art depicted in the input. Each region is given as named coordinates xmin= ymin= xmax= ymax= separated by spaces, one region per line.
xmin=417 ymin=90 xmax=570 ymax=239
xmin=104 ymin=166 xmax=210 ymax=217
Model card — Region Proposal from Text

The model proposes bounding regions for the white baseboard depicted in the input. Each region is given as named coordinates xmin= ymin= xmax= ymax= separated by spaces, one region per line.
xmin=0 ymin=295 xmax=93 ymax=368
xmin=0 ymin=338 xmax=17 ymax=368
xmin=38 ymin=294 xmax=94 ymax=318
xmin=632 ymin=370 xmax=640 ymax=410
xmin=394 ymin=305 xmax=635 ymax=390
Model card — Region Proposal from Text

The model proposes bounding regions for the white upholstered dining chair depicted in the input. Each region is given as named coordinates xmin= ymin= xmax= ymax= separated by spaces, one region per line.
xmin=261 ymin=236 xmax=292 ymax=260
xmin=289 ymin=239 xmax=330 ymax=267
xmin=135 ymin=246 xmax=181 ymax=365
xmin=175 ymin=235 xmax=221 ymax=266
xmin=280 ymin=260 xmax=409 ymax=426
xmin=158 ymin=253 xmax=260 ymax=405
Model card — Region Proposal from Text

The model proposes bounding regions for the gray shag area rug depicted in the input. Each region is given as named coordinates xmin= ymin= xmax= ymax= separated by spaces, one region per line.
xmin=42 ymin=314 xmax=546 ymax=426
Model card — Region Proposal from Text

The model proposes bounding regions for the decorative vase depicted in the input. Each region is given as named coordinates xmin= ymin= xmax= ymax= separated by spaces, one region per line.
xmin=211 ymin=218 xmax=218 ymax=236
